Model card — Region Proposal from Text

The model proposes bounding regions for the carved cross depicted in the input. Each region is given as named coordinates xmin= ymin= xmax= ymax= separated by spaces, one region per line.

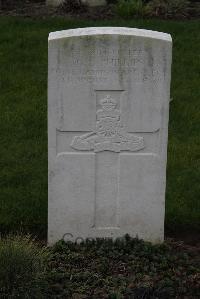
xmin=57 ymin=94 xmax=145 ymax=229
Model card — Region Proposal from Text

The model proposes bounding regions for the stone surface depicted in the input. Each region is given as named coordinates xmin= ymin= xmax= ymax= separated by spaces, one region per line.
xmin=46 ymin=0 xmax=64 ymax=7
xmin=48 ymin=27 xmax=172 ymax=245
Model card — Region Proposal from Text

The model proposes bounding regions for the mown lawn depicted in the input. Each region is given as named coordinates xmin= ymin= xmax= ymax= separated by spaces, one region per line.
xmin=0 ymin=17 xmax=199 ymax=238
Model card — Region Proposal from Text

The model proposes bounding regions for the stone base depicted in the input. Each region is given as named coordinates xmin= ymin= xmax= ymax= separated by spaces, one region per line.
xmin=81 ymin=0 xmax=107 ymax=7
xmin=46 ymin=0 xmax=106 ymax=7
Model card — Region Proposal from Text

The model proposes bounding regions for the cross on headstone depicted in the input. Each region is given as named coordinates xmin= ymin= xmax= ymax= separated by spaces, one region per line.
xmin=57 ymin=92 xmax=144 ymax=229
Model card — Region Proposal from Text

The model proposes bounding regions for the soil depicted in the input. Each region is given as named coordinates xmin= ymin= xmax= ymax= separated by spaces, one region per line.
xmin=166 ymin=228 xmax=200 ymax=247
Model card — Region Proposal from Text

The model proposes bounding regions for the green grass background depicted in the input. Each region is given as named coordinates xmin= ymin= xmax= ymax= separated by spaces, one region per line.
xmin=0 ymin=17 xmax=199 ymax=238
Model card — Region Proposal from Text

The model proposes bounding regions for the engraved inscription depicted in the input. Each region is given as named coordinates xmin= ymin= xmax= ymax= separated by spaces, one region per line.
xmin=64 ymin=46 xmax=163 ymax=84
xmin=70 ymin=95 xmax=144 ymax=153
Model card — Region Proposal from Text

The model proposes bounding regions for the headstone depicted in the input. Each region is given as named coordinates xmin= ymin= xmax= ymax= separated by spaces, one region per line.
xmin=48 ymin=27 xmax=172 ymax=245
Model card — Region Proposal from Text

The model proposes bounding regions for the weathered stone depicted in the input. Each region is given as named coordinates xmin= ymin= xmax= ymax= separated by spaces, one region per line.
xmin=48 ymin=27 xmax=172 ymax=245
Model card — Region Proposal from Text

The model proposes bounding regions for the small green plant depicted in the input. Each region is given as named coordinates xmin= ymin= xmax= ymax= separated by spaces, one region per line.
xmin=145 ymin=0 xmax=190 ymax=18
xmin=0 ymin=234 xmax=48 ymax=298
xmin=115 ymin=0 xmax=144 ymax=18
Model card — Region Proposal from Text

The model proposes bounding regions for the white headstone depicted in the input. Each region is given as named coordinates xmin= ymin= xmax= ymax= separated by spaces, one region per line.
xmin=48 ymin=27 xmax=172 ymax=245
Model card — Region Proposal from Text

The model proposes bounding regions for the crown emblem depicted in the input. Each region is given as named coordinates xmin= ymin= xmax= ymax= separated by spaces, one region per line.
xmin=100 ymin=95 xmax=117 ymax=109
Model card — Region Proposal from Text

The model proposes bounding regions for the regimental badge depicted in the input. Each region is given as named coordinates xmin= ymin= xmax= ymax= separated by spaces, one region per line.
xmin=70 ymin=95 xmax=144 ymax=153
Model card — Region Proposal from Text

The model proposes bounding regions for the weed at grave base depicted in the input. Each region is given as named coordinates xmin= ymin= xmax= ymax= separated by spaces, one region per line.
xmin=0 ymin=234 xmax=49 ymax=298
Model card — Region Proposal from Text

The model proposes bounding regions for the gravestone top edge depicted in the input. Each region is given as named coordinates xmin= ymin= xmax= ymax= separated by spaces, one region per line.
xmin=48 ymin=27 xmax=172 ymax=43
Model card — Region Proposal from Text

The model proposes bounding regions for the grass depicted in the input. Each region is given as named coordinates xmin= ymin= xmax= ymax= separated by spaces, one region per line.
xmin=0 ymin=17 xmax=199 ymax=238
xmin=0 ymin=234 xmax=48 ymax=298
